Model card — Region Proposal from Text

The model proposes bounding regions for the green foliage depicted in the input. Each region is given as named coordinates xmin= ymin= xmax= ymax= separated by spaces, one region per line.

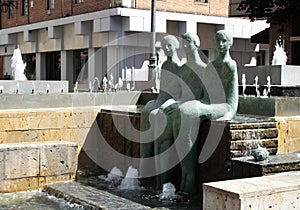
xmin=238 ymin=0 xmax=300 ymax=23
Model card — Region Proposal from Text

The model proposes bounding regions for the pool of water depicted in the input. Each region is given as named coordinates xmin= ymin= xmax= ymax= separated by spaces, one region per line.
xmin=77 ymin=175 xmax=202 ymax=210
xmin=0 ymin=191 xmax=84 ymax=210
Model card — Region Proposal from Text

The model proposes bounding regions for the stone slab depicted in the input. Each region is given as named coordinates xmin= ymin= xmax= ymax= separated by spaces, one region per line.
xmin=44 ymin=182 xmax=152 ymax=210
xmin=203 ymin=171 xmax=300 ymax=210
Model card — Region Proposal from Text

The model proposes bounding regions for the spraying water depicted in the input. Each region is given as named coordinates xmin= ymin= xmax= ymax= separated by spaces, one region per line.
xmin=118 ymin=166 xmax=144 ymax=190
xmin=272 ymin=39 xmax=287 ymax=65
xmin=11 ymin=47 xmax=27 ymax=80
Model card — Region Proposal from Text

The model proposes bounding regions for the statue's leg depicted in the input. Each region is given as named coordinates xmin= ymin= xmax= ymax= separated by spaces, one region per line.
xmin=174 ymin=108 xmax=200 ymax=194
xmin=139 ymin=105 xmax=156 ymax=179
xmin=154 ymin=109 xmax=176 ymax=189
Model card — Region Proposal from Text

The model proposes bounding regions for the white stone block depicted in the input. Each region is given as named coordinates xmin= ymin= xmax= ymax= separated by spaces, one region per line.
xmin=203 ymin=171 xmax=300 ymax=210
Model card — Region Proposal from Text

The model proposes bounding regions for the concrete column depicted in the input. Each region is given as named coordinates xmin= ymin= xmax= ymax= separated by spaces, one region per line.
xmin=36 ymin=53 xmax=46 ymax=80
xmin=61 ymin=50 xmax=74 ymax=90
xmin=88 ymin=48 xmax=96 ymax=83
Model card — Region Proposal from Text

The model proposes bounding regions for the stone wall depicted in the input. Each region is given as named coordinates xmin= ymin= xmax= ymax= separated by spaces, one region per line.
xmin=0 ymin=142 xmax=77 ymax=193
xmin=276 ymin=117 xmax=300 ymax=154
xmin=0 ymin=107 xmax=98 ymax=193
xmin=0 ymin=108 xmax=98 ymax=151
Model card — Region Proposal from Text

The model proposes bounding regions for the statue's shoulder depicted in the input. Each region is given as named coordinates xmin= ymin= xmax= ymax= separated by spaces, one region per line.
xmin=225 ymin=59 xmax=237 ymax=72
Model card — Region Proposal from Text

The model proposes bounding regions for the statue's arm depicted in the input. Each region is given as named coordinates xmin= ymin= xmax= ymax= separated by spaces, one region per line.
xmin=224 ymin=60 xmax=239 ymax=118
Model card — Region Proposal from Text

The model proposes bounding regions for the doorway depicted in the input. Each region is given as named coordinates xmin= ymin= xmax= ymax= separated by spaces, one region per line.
xmin=45 ymin=51 xmax=61 ymax=80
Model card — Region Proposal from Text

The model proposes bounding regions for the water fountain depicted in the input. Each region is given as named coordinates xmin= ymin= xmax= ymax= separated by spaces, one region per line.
xmin=242 ymin=73 xmax=246 ymax=96
xmin=11 ymin=47 xmax=27 ymax=81
xmin=272 ymin=39 xmax=287 ymax=65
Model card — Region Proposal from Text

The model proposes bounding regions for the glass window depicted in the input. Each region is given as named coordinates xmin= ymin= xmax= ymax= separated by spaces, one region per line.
xmin=8 ymin=3 xmax=13 ymax=19
xmin=73 ymin=0 xmax=84 ymax=4
xmin=46 ymin=0 xmax=54 ymax=10
xmin=21 ymin=0 xmax=28 ymax=16
xmin=195 ymin=0 xmax=208 ymax=3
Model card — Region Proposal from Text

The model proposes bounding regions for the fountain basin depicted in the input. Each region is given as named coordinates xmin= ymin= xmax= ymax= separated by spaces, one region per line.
xmin=238 ymin=96 xmax=300 ymax=117
xmin=0 ymin=81 xmax=69 ymax=94
xmin=0 ymin=91 xmax=142 ymax=109
xmin=238 ymin=65 xmax=300 ymax=86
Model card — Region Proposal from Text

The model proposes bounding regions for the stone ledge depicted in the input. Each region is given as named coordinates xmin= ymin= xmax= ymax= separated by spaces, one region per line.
xmin=44 ymin=182 xmax=152 ymax=210
xmin=0 ymin=141 xmax=78 ymax=193
xmin=203 ymin=171 xmax=300 ymax=210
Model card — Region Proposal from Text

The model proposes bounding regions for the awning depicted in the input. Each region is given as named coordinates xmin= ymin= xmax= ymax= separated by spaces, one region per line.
xmin=251 ymin=28 xmax=269 ymax=44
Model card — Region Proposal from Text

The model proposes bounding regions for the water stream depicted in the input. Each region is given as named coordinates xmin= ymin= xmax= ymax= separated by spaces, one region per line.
xmin=0 ymin=191 xmax=84 ymax=210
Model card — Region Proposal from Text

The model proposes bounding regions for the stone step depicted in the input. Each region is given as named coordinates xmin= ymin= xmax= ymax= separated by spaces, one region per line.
xmin=230 ymin=138 xmax=278 ymax=150
xmin=44 ymin=182 xmax=152 ymax=210
xmin=229 ymin=121 xmax=277 ymax=130
xmin=230 ymin=128 xmax=278 ymax=140
xmin=231 ymin=148 xmax=278 ymax=157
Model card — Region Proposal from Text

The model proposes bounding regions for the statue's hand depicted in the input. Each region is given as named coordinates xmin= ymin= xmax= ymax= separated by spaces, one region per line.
xmin=216 ymin=112 xmax=233 ymax=121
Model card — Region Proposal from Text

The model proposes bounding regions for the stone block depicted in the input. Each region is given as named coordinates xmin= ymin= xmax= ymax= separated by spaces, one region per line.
xmin=0 ymin=117 xmax=29 ymax=131
xmin=0 ymin=132 xmax=6 ymax=143
xmin=0 ymin=177 xmax=39 ymax=193
xmin=61 ymin=110 xmax=96 ymax=129
xmin=203 ymin=171 xmax=300 ymax=210
xmin=3 ymin=145 xmax=39 ymax=179
xmin=5 ymin=131 xmax=31 ymax=143
xmin=35 ymin=129 xmax=62 ymax=142
xmin=0 ymin=151 xmax=4 ymax=179
xmin=28 ymin=111 xmax=61 ymax=129
xmin=44 ymin=173 xmax=76 ymax=185
xmin=40 ymin=142 xmax=78 ymax=176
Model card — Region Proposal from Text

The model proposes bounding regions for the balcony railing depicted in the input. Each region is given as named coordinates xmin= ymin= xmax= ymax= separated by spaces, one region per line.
xmin=109 ymin=0 xmax=135 ymax=8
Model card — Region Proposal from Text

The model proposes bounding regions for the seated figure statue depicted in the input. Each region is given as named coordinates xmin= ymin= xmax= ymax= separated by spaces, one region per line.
xmin=173 ymin=30 xmax=238 ymax=194
xmin=139 ymin=35 xmax=182 ymax=188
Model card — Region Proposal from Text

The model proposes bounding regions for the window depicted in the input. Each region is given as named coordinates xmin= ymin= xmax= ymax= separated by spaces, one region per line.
xmin=21 ymin=0 xmax=28 ymax=16
xmin=8 ymin=3 xmax=13 ymax=19
xmin=73 ymin=0 xmax=84 ymax=4
xmin=46 ymin=0 xmax=54 ymax=10
xmin=195 ymin=0 xmax=208 ymax=3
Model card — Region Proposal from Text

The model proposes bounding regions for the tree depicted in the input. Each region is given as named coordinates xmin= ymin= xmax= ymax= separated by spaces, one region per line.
xmin=238 ymin=0 xmax=300 ymax=23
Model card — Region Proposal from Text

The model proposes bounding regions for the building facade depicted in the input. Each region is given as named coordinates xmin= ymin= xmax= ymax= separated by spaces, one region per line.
xmin=0 ymin=0 xmax=268 ymax=90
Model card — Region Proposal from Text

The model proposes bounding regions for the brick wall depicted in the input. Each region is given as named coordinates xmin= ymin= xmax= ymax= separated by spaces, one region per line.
xmin=136 ymin=0 xmax=229 ymax=16
xmin=1 ymin=0 xmax=229 ymax=29
xmin=1 ymin=0 xmax=110 ymax=28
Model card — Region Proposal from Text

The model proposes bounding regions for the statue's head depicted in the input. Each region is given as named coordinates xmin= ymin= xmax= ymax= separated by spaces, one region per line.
xmin=215 ymin=30 xmax=233 ymax=53
xmin=162 ymin=35 xmax=179 ymax=57
xmin=181 ymin=32 xmax=200 ymax=54
xmin=215 ymin=30 xmax=233 ymax=48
